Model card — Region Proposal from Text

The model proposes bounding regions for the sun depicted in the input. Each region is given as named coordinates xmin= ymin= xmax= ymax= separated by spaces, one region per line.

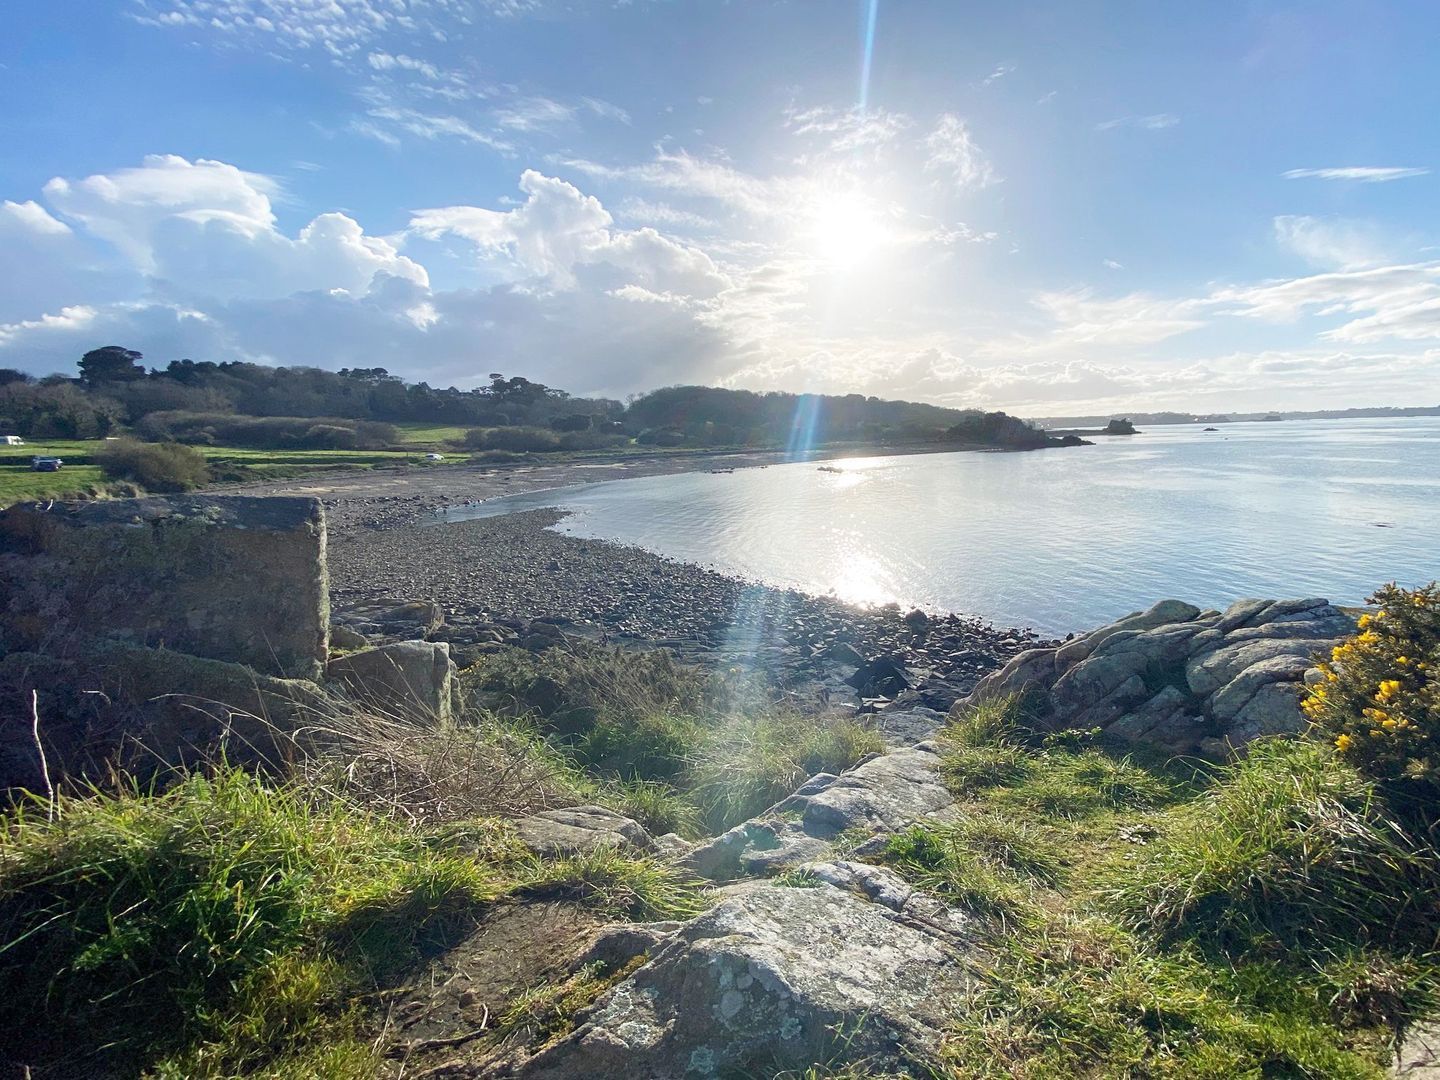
xmin=806 ymin=190 xmax=888 ymax=270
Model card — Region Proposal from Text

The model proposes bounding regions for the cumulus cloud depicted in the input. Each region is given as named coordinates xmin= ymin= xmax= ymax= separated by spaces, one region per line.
xmin=1283 ymin=166 xmax=1428 ymax=183
xmin=0 ymin=157 xmax=737 ymax=394
xmin=38 ymin=155 xmax=426 ymax=301
xmin=922 ymin=115 xmax=997 ymax=191
xmin=409 ymin=170 xmax=726 ymax=295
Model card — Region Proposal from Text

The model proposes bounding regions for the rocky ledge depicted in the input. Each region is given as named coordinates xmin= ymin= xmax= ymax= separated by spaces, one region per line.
xmin=962 ymin=596 xmax=1357 ymax=757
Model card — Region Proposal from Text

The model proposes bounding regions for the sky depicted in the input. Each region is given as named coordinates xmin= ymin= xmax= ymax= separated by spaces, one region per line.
xmin=2 ymin=1 xmax=1439 ymax=414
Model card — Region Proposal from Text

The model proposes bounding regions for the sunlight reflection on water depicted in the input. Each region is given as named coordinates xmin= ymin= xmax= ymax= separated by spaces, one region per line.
xmin=437 ymin=418 xmax=1440 ymax=634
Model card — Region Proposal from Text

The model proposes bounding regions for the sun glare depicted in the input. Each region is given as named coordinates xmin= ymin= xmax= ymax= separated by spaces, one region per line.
xmin=807 ymin=190 xmax=888 ymax=270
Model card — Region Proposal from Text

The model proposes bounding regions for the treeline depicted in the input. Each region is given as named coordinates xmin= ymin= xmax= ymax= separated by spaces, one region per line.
xmin=0 ymin=346 xmax=1059 ymax=452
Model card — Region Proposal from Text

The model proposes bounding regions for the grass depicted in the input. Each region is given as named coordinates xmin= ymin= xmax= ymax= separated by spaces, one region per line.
xmin=0 ymin=436 xmax=480 ymax=505
xmin=5 ymin=641 xmax=1438 ymax=1076
xmin=462 ymin=644 xmax=884 ymax=834
xmin=0 ymin=765 xmax=708 ymax=1077
xmin=862 ymin=694 xmax=1440 ymax=1078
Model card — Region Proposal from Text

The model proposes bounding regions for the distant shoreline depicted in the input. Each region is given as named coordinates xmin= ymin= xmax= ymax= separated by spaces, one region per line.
xmin=218 ymin=437 xmax=1049 ymax=532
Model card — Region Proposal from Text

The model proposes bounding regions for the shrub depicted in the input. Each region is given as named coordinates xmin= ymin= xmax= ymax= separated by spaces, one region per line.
xmin=1303 ymin=582 xmax=1440 ymax=801
xmin=135 ymin=412 xmax=397 ymax=450
xmin=95 ymin=438 xmax=210 ymax=491
xmin=463 ymin=426 xmax=561 ymax=452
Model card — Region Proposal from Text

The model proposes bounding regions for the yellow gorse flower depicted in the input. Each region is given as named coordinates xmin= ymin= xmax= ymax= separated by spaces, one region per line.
xmin=1377 ymin=679 xmax=1402 ymax=703
xmin=1335 ymin=734 xmax=1353 ymax=752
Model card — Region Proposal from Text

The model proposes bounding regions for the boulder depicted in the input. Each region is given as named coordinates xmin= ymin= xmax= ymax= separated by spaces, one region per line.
xmin=513 ymin=806 xmax=656 ymax=857
xmin=1187 ymin=638 xmax=1333 ymax=698
xmin=953 ymin=597 xmax=1353 ymax=756
xmin=684 ymin=743 xmax=953 ymax=881
xmin=333 ymin=598 xmax=443 ymax=639
xmin=509 ymin=882 xmax=972 ymax=1079
xmin=329 ymin=623 xmax=369 ymax=651
xmin=0 ymin=495 xmax=328 ymax=679
xmin=967 ymin=646 xmax=1058 ymax=703
xmin=327 ymin=640 xmax=456 ymax=722
xmin=1054 ymin=599 xmax=1201 ymax=666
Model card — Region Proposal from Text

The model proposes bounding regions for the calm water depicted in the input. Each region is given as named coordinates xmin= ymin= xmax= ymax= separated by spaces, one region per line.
xmin=437 ymin=418 xmax=1440 ymax=634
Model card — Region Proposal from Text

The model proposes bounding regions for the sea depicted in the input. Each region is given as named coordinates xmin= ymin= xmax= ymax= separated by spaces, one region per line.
xmin=435 ymin=417 xmax=1440 ymax=635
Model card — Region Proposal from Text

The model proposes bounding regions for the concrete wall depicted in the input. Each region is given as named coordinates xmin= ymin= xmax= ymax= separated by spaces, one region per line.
xmin=0 ymin=495 xmax=329 ymax=680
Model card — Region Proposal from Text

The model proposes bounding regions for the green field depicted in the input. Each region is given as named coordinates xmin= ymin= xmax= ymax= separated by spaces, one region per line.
xmin=389 ymin=422 xmax=472 ymax=445
xmin=0 ymin=437 xmax=478 ymax=507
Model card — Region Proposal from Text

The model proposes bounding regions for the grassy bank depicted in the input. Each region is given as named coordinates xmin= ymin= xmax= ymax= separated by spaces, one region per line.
xmin=0 ymin=643 xmax=879 ymax=1076
xmin=856 ymin=693 xmax=1440 ymax=1077
xmin=4 ymin=595 xmax=1435 ymax=1076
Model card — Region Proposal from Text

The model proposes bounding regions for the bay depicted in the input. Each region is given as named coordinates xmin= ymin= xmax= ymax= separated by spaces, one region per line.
xmin=437 ymin=417 xmax=1440 ymax=635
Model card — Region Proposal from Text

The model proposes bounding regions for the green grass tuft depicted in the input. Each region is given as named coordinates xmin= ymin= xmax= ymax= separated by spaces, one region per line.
xmin=1106 ymin=738 xmax=1440 ymax=951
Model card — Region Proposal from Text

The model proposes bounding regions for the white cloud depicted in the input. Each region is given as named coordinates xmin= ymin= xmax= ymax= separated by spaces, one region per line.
xmin=43 ymin=154 xmax=278 ymax=269
xmin=1283 ymin=166 xmax=1428 ymax=183
xmin=408 ymin=169 xmax=725 ymax=295
xmin=785 ymin=104 xmax=912 ymax=156
xmin=582 ymin=97 xmax=631 ymax=124
xmin=981 ymin=64 xmax=1014 ymax=86
xmin=1273 ymin=215 xmax=1390 ymax=269
xmin=3 ymin=199 xmax=70 ymax=236
xmin=923 ymin=115 xmax=997 ymax=191
xmin=36 ymin=155 xmax=426 ymax=307
xmin=360 ymin=107 xmax=513 ymax=152
xmin=367 ymin=51 xmax=441 ymax=80
xmin=1216 ymin=262 xmax=1440 ymax=343
xmin=1029 ymin=288 xmax=1207 ymax=345
xmin=617 ymin=198 xmax=715 ymax=230
xmin=493 ymin=96 xmax=576 ymax=132
xmin=1096 ymin=113 xmax=1178 ymax=132
xmin=1102 ymin=259 xmax=1123 ymax=270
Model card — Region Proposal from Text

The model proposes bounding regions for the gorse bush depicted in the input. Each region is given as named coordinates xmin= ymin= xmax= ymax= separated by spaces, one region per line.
xmin=95 ymin=437 xmax=210 ymax=491
xmin=1303 ymin=582 xmax=1440 ymax=801
xmin=136 ymin=410 xmax=398 ymax=449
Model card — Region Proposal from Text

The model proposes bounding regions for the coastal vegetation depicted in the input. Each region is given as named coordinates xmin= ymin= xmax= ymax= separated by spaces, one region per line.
xmin=1 ymin=346 xmax=1070 ymax=506
xmin=2 ymin=587 xmax=1438 ymax=1075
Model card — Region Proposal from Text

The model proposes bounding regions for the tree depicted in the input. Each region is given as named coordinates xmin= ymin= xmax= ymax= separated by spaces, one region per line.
xmin=78 ymin=346 xmax=145 ymax=384
xmin=0 ymin=369 xmax=32 ymax=386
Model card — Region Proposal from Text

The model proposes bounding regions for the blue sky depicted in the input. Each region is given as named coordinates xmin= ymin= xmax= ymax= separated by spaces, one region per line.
xmin=2 ymin=0 xmax=1438 ymax=413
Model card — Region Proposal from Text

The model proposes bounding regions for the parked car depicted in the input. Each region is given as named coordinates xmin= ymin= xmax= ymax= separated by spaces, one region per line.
xmin=426 ymin=452 xmax=445 ymax=461
xmin=30 ymin=456 xmax=63 ymax=472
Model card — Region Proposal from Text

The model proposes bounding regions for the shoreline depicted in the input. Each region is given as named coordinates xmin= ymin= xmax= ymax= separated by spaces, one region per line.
xmin=226 ymin=439 xmax=1060 ymax=710
xmin=328 ymin=505 xmax=1052 ymax=717
xmin=219 ymin=438 xmax=1032 ymax=531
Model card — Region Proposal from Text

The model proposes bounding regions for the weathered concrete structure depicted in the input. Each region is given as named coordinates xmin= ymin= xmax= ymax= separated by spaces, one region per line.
xmin=0 ymin=495 xmax=328 ymax=680
xmin=327 ymin=640 xmax=456 ymax=722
